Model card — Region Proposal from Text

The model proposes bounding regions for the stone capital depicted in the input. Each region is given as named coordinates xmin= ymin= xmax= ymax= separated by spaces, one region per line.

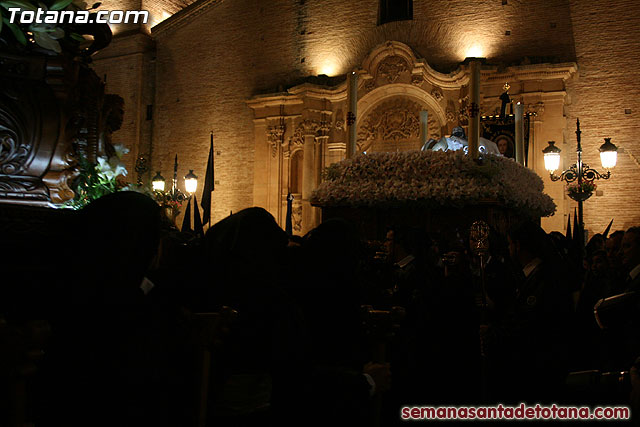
xmin=266 ymin=124 xmax=285 ymax=158
xmin=301 ymin=119 xmax=321 ymax=136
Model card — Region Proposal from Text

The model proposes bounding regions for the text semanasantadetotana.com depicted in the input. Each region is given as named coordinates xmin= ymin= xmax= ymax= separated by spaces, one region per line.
xmin=401 ymin=403 xmax=630 ymax=421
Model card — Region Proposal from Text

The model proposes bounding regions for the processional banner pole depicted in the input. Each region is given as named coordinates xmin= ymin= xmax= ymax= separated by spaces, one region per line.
xmin=420 ymin=111 xmax=429 ymax=147
xmin=346 ymin=71 xmax=358 ymax=159
xmin=515 ymin=102 xmax=525 ymax=165
xmin=471 ymin=221 xmax=491 ymax=402
xmin=468 ymin=59 xmax=481 ymax=159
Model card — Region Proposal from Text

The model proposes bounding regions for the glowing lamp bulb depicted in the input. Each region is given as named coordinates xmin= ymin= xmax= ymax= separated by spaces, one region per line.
xmin=184 ymin=169 xmax=198 ymax=194
xmin=151 ymin=171 xmax=165 ymax=192
xmin=542 ymin=141 xmax=561 ymax=173
xmin=599 ymin=138 xmax=618 ymax=169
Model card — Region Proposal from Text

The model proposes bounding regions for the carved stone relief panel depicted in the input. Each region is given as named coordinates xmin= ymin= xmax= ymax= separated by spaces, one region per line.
xmin=284 ymin=122 xmax=305 ymax=156
xmin=291 ymin=199 xmax=303 ymax=233
xmin=446 ymin=104 xmax=457 ymax=123
xmin=357 ymin=97 xmax=441 ymax=153
xmin=334 ymin=109 xmax=345 ymax=131
xmin=458 ymin=86 xmax=470 ymax=125
xmin=301 ymin=119 xmax=320 ymax=136
xmin=286 ymin=120 xmax=322 ymax=149
xmin=431 ymin=88 xmax=444 ymax=102
xmin=377 ymin=56 xmax=409 ymax=84
xmin=526 ymin=101 xmax=545 ymax=116
xmin=267 ymin=124 xmax=285 ymax=158
xmin=363 ymin=79 xmax=376 ymax=93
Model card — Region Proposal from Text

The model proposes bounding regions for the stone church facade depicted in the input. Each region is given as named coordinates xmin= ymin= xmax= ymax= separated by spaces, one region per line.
xmin=90 ymin=0 xmax=640 ymax=235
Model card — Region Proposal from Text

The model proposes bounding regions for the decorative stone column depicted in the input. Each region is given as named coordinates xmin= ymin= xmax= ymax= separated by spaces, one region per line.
xmin=346 ymin=72 xmax=358 ymax=159
xmin=315 ymin=130 xmax=329 ymax=226
xmin=315 ymin=136 xmax=327 ymax=187
xmin=267 ymin=122 xmax=285 ymax=223
xmin=301 ymin=120 xmax=319 ymax=233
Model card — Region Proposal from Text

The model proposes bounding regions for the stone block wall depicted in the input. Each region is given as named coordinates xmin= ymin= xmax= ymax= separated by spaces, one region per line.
xmin=91 ymin=33 xmax=155 ymax=180
xmin=149 ymin=0 xmax=579 ymax=225
xmin=94 ymin=0 xmax=640 ymax=232
xmin=96 ymin=0 xmax=195 ymax=34
xmin=565 ymin=0 xmax=640 ymax=235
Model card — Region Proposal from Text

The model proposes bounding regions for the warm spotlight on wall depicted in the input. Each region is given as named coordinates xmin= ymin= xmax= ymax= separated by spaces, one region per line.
xmin=108 ymin=23 xmax=122 ymax=36
xmin=318 ymin=58 xmax=340 ymax=77
xmin=466 ymin=45 xmax=484 ymax=59
xmin=150 ymin=10 xmax=173 ymax=27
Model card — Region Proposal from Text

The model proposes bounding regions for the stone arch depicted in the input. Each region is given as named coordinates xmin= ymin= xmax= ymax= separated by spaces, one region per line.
xmin=359 ymin=40 xmax=468 ymax=90
xmin=358 ymin=83 xmax=447 ymax=126
xmin=357 ymin=84 xmax=447 ymax=152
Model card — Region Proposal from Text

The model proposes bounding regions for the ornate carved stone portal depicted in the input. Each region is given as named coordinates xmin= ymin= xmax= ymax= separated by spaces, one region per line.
xmin=247 ymin=40 xmax=577 ymax=234
xmin=267 ymin=125 xmax=285 ymax=158
xmin=377 ymin=56 xmax=409 ymax=84
xmin=357 ymin=98 xmax=441 ymax=153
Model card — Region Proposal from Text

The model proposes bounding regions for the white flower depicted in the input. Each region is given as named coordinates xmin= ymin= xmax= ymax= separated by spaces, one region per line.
xmin=96 ymin=155 xmax=128 ymax=180
xmin=113 ymin=144 xmax=130 ymax=158
xmin=108 ymin=155 xmax=128 ymax=177
xmin=96 ymin=156 xmax=113 ymax=178
xmin=311 ymin=150 xmax=556 ymax=217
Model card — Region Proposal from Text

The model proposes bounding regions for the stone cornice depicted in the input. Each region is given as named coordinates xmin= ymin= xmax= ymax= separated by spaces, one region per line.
xmin=413 ymin=62 xmax=469 ymax=89
xmin=286 ymin=83 xmax=345 ymax=101
xmin=482 ymin=63 xmax=578 ymax=83
xmin=249 ymin=83 xmax=350 ymax=108
xmin=92 ymin=32 xmax=155 ymax=61
xmin=246 ymin=95 xmax=304 ymax=109
xmin=252 ymin=115 xmax=302 ymax=124
xmin=151 ymin=0 xmax=223 ymax=37
xmin=483 ymin=90 xmax=568 ymax=102
xmin=247 ymin=41 xmax=577 ymax=113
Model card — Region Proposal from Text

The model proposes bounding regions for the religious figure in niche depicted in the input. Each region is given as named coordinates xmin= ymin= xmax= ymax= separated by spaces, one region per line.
xmin=421 ymin=126 xmax=501 ymax=155
xmin=495 ymin=135 xmax=515 ymax=158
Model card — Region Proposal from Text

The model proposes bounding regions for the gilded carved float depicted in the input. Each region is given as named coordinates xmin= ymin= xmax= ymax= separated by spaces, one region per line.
xmin=0 ymin=14 xmax=116 ymax=207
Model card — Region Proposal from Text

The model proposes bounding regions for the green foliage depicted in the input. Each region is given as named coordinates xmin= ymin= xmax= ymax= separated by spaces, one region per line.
xmin=0 ymin=0 xmax=37 ymax=11
xmin=50 ymin=0 xmax=73 ymax=11
xmin=64 ymin=150 xmax=129 ymax=209
xmin=567 ymin=180 xmax=596 ymax=195
xmin=2 ymin=18 xmax=26 ymax=45
xmin=0 ymin=0 xmax=100 ymax=54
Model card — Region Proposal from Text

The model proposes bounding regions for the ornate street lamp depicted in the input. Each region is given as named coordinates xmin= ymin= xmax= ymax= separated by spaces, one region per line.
xmin=153 ymin=155 xmax=198 ymax=222
xmin=184 ymin=169 xmax=198 ymax=194
xmin=151 ymin=171 xmax=166 ymax=192
xmin=543 ymin=119 xmax=618 ymax=230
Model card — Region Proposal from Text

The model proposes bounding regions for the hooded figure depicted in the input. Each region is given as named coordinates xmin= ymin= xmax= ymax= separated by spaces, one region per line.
xmin=203 ymin=207 xmax=306 ymax=425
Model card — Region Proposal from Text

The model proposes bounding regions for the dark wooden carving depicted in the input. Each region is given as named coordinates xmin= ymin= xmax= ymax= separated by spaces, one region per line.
xmin=0 ymin=52 xmax=105 ymax=205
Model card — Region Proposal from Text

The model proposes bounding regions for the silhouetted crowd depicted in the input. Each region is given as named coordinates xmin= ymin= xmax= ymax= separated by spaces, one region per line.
xmin=2 ymin=191 xmax=640 ymax=426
